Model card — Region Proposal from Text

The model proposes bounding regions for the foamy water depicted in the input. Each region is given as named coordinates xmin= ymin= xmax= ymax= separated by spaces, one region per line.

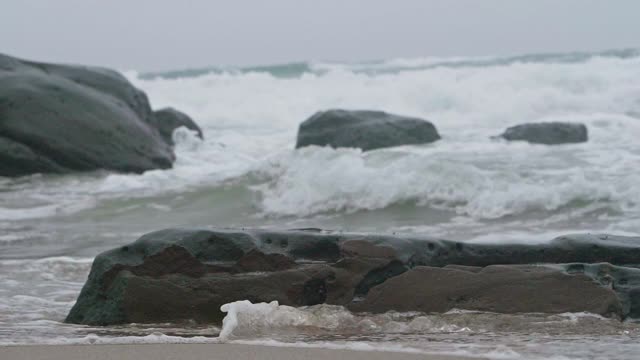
xmin=2 ymin=49 xmax=640 ymax=359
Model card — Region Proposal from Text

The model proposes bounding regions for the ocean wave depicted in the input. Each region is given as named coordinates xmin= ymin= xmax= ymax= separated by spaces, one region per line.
xmin=138 ymin=48 xmax=640 ymax=80
xmin=125 ymin=52 xmax=640 ymax=222
xmin=249 ymin=144 xmax=639 ymax=219
xmin=139 ymin=61 xmax=313 ymax=80
xmin=3 ymin=49 xmax=640 ymax=228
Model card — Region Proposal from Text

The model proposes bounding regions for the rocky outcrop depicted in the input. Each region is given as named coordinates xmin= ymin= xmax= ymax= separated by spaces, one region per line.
xmin=0 ymin=53 xmax=201 ymax=177
xmin=153 ymin=107 xmax=203 ymax=145
xmin=66 ymin=229 xmax=640 ymax=325
xmin=295 ymin=109 xmax=440 ymax=151
xmin=498 ymin=122 xmax=588 ymax=144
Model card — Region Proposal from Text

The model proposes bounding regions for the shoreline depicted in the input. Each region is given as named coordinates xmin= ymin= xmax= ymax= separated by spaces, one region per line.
xmin=0 ymin=343 xmax=481 ymax=360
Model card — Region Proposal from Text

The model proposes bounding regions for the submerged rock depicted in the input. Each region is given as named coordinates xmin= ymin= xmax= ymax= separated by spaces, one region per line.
xmin=498 ymin=122 xmax=588 ymax=144
xmin=0 ymin=53 xmax=201 ymax=177
xmin=66 ymin=228 xmax=640 ymax=325
xmin=295 ymin=109 xmax=440 ymax=151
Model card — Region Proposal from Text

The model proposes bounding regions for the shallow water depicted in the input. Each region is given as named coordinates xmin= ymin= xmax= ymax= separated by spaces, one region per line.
xmin=2 ymin=49 xmax=640 ymax=359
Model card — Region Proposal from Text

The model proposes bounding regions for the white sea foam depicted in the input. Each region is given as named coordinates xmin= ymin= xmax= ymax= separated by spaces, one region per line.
xmin=219 ymin=300 xmax=359 ymax=339
xmin=219 ymin=300 xmax=479 ymax=341
xmin=127 ymin=54 xmax=640 ymax=222
xmin=249 ymin=141 xmax=639 ymax=219
xmin=214 ymin=300 xmax=626 ymax=359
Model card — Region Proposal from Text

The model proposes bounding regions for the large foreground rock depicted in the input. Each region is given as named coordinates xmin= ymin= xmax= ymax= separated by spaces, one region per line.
xmin=66 ymin=229 xmax=640 ymax=325
xmin=498 ymin=122 xmax=588 ymax=144
xmin=0 ymin=53 xmax=201 ymax=177
xmin=295 ymin=109 xmax=440 ymax=151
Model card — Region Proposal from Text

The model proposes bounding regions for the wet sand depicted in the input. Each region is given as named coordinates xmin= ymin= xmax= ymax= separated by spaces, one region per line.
xmin=0 ymin=343 xmax=480 ymax=360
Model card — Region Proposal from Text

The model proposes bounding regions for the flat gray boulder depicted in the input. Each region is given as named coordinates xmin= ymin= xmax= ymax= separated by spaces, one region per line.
xmin=295 ymin=109 xmax=440 ymax=151
xmin=0 ymin=53 xmax=201 ymax=177
xmin=498 ymin=122 xmax=588 ymax=144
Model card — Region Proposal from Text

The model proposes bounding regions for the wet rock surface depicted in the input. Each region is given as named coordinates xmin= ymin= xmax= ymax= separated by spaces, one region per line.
xmin=0 ymin=53 xmax=201 ymax=177
xmin=498 ymin=122 xmax=588 ymax=144
xmin=295 ymin=109 xmax=441 ymax=151
xmin=66 ymin=228 xmax=640 ymax=325
xmin=153 ymin=107 xmax=203 ymax=145
xmin=350 ymin=265 xmax=622 ymax=317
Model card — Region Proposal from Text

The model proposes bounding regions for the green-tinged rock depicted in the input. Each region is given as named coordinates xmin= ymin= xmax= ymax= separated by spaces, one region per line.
xmin=0 ymin=53 xmax=202 ymax=177
xmin=498 ymin=122 xmax=588 ymax=144
xmin=66 ymin=228 xmax=640 ymax=325
xmin=295 ymin=109 xmax=440 ymax=151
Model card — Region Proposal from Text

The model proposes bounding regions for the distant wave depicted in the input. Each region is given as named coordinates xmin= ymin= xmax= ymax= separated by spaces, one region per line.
xmin=140 ymin=61 xmax=312 ymax=80
xmin=140 ymin=48 xmax=640 ymax=80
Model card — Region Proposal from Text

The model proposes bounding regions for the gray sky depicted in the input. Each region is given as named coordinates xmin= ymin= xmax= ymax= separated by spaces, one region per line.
xmin=1 ymin=0 xmax=639 ymax=71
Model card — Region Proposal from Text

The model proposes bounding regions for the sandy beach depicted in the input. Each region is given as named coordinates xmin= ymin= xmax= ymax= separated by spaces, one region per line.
xmin=0 ymin=343 xmax=479 ymax=360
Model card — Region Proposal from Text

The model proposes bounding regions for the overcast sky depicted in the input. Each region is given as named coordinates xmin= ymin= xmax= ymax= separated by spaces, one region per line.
xmin=1 ymin=0 xmax=639 ymax=71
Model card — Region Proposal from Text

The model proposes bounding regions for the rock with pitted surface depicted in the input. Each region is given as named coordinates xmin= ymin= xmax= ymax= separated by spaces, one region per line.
xmin=0 ymin=53 xmax=202 ymax=177
xmin=65 ymin=228 xmax=640 ymax=325
xmin=295 ymin=109 xmax=441 ymax=151
xmin=498 ymin=122 xmax=588 ymax=144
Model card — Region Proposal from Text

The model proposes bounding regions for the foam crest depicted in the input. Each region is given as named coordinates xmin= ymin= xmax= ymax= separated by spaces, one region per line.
xmin=219 ymin=300 xmax=475 ymax=340
xmin=250 ymin=144 xmax=640 ymax=219
xmin=219 ymin=300 xmax=356 ymax=339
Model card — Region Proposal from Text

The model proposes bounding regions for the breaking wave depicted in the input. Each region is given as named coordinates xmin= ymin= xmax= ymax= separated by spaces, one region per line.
xmin=3 ymin=48 xmax=640 ymax=233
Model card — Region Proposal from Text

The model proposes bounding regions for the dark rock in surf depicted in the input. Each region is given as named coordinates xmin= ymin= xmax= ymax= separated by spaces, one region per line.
xmin=65 ymin=228 xmax=640 ymax=326
xmin=0 ymin=53 xmax=201 ymax=177
xmin=498 ymin=122 xmax=588 ymax=144
xmin=153 ymin=107 xmax=203 ymax=145
xmin=295 ymin=109 xmax=440 ymax=151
